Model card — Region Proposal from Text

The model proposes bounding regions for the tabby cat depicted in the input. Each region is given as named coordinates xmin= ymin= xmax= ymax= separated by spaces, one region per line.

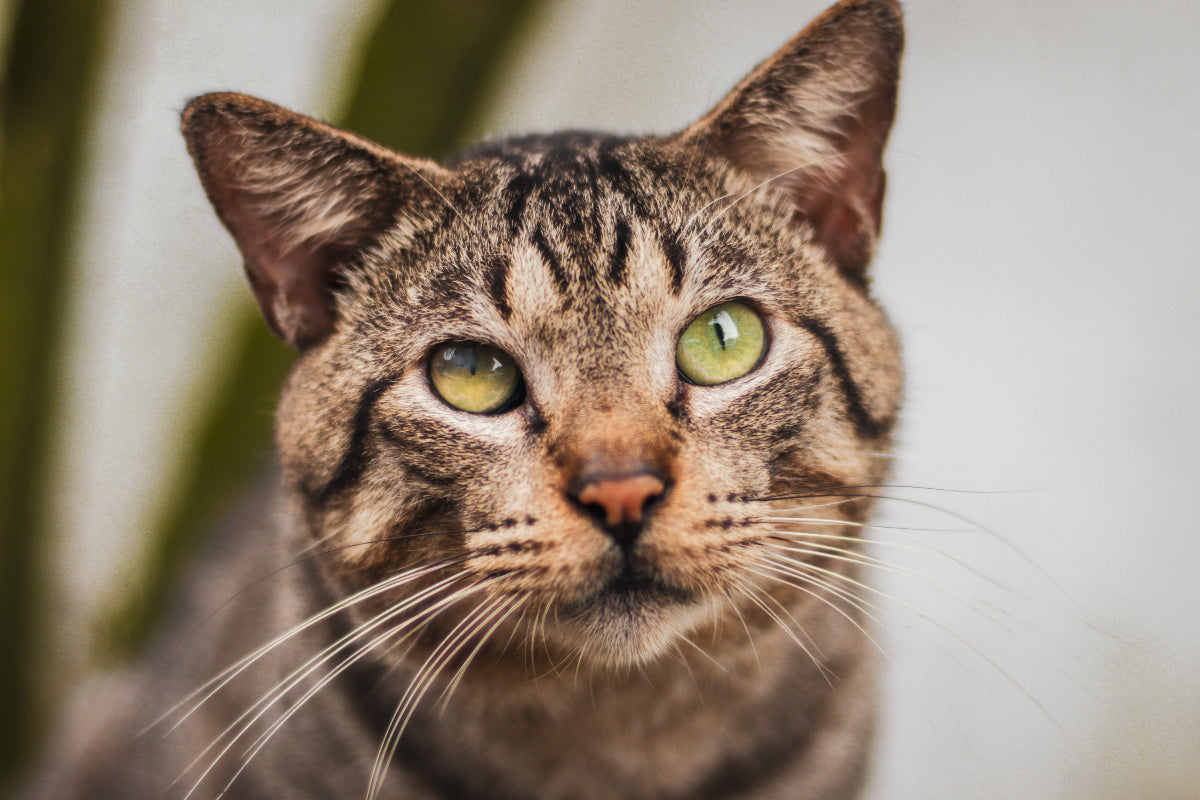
xmin=26 ymin=1 xmax=904 ymax=797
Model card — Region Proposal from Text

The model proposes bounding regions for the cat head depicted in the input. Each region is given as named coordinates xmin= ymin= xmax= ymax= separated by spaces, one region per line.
xmin=182 ymin=0 xmax=903 ymax=669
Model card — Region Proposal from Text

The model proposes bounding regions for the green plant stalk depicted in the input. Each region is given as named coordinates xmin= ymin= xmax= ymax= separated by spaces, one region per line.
xmin=0 ymin=0 xmax=114 ymax=784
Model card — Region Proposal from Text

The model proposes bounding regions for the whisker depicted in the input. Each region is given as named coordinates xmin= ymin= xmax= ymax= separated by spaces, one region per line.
xmin=695 ymin=152 xmax=847 ymax=235
xmin=394 ymin=158 xmax=462 ymax=220
xmin=749 ymin=550 xmax=882 ymax=621
xmin=738 ymin=554 xmax=887 ymax=659
xmin=752 ymin=483 xmax=1029 ymax=503
xmin=365 ymin=587 xmax=507 ymax=796
xmin=762 ymin=524 xmax=1024 ymax=603
xmin=748 ymin=540 xmax=1063 ymax=728
xmin=760 ymin=513 xmax=967 ymax=534
xmin=177 ymin=572 xmax=471 ymax=798
xmin=531 ymin=601 xmax=574 ymax=681
xmin=683 ymin=192 xmax=735 ymax=233
xmin=170 ymin=529 xmax=482 ymax=673
xmin=720 ymin=586 xmax=762 ymax=669
xmin=435 ymin=592 xmax=527 ymax=712
xmin=756 ymin=538 xmax=1008 ymax=635
xmin=367 ymin=586 xmax=511 ymax=800
xmin=227 ymin=576 xmax=502 ymax=800
xmin=671 ymin=626 xmax=732 ymax=676
xmin=292 ymin=523 xmax=481 ymax=559
xmin=754 ymin=486 xmax=1074 ymax=607
xmin=764 ymin=537 xmax=940 ymax=591
xmin=766 ymin=496 xmax=868 ymax=514
xmin=731 ymin=582 xmax=835 ymax=685
xmin=216 ymin=613 xmax=428 ymax=799
xmin=491 ymin=601 xmax=532 ymax=676
xmin=151 ymin=556 xmax=467 ymax=737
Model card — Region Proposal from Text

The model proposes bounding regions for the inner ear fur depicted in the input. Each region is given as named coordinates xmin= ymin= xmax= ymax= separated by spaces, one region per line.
xmin=182 ymin=93 xmax=449 ymax=348
xmin=682 ymin=0 xmax=903 ymax=281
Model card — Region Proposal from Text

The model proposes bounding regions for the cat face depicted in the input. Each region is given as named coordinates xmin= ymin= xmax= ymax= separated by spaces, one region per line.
xmin=183 ymin=0 xmax=903 ymax=670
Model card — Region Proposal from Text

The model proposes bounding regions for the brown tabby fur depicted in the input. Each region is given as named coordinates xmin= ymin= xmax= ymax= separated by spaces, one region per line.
xmin=24 ymin=1 xmax=904 ymax=798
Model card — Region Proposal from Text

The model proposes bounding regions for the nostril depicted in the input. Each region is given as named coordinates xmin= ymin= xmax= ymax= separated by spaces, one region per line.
xmin=574 ymin=473 xmax=666 ymax=533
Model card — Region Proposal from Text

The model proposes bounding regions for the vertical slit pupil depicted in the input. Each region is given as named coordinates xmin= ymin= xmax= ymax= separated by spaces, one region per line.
xmin=711 ymin=309 xmax=737 ymax=351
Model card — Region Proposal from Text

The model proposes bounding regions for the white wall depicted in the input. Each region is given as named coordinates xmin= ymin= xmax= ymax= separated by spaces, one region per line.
xmin=47 ymin=1 xmax=1200 ymax=797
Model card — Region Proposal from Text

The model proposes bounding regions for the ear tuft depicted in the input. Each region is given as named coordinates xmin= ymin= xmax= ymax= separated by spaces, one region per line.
xmin=684 ymin=0 xmax=903 ymax=281
xmin=181 ymin=93 xmax=448 ymax=348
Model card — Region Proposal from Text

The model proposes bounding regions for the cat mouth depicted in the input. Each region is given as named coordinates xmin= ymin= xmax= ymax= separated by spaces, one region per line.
xmin=576 ymin=560 xmax=695 ymax=611
xmin=552 ymin=560 xmax=702 ymax=667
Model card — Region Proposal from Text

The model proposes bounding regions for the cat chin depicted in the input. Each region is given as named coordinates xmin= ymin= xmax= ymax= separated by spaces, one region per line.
xmin=552 ymin=590 xmax=713 ymax=669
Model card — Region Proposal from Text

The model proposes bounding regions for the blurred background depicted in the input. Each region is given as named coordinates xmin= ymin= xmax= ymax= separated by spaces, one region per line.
xmin=2 ymin=0 xmax=1198 ymax=797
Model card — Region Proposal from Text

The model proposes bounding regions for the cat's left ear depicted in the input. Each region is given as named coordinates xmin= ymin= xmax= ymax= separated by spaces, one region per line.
xmin=681 ymin=0 xmax=903 ymax=281
xmin=182 ymin=93 xmax=451 ymax=348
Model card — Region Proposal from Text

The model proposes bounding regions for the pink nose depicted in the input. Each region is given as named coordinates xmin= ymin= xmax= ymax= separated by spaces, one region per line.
xmin=575 ymin=473 xmax=666 ymax=529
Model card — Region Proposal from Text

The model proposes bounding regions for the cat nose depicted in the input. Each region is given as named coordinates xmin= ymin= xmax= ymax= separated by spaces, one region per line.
xmin=573 ymin=472 xmax=666 ymax=544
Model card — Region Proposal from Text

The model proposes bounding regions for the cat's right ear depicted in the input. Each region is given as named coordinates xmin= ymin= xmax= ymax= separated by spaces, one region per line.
xmin=182 ymin=93 xmax=450 ymax=348
xmin=680 ymin=0 xmax=903 ymax=283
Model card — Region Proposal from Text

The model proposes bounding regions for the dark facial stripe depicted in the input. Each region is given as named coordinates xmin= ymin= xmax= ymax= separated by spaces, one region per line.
xmin=797 ymin=317 xmax=895 ymax=440
xmin=377 ymin=418 xmax=490 ymax=488
xmin=608 ymin=218 xmax=631 ymax=287
xmin=394 ymin=459 xmax=460 ymax=488
xmin=660 ymin=228 xmax=686 ymax=293
xmin=531 ymin=224 xmax=572 ymax=298
xmin=665 ymin=389 xmax=689 ymax=423
xmin=597 ymin=138 xmax=651 ymax=219
xmin=310 ymin=374 xmax=399 ymax=507
xmin=485 ymin=253 xmax=512 ymax=320
xmin=702 ymin=232 xmax=754 ymax=279
xmin=505 ymin=169 xmax=537 ymax=236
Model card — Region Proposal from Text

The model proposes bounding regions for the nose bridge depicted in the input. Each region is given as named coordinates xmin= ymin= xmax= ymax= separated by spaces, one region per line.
xmin=559 ymin=404 xmax=676 ymax=545
xmin=542 ymin=314 xmax=676 ymax=538
xmin=564 ymin=406 xmax=672 ymax=484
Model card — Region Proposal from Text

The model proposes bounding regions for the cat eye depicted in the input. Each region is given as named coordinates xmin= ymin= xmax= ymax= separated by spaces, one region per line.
xmin=429 ymin=342 xmax=522 ymax=414
xmin=675 ymin=301 xmax=766 ymax=386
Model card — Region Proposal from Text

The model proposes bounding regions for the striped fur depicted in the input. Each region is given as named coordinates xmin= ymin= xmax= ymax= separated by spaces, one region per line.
xmin=26 ymin=2 xmax=905 ymax=798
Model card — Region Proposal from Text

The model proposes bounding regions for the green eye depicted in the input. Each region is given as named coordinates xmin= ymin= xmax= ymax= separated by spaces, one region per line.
xmin=676 ymin=301 xmax=766 ymax=386
xmin=429 ymin=342 xmax=522 ymax=413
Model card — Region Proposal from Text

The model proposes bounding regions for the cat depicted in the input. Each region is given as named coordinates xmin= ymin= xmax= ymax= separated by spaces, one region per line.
xmin=24 ymin=0 xmax=904 ymax=797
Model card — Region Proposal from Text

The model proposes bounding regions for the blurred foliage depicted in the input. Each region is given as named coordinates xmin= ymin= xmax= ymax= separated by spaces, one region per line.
xmin=1 ymin=0 xmax=543 ymax=789
xmin=344 ymin=0 xmax=540 ymax=154
xmin=0 ymin=0 xmax=113 ymax=783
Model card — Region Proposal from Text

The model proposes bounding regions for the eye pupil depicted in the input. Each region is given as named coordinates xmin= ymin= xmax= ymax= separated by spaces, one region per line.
xmin=710 ymin=309 xmax=739 ymax=351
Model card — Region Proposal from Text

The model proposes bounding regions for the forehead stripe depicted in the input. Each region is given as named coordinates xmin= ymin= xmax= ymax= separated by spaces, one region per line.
xmin=608 ymin=218 xmax=631 ymax=288
xmin=531 ymin=224 xmax=572 ymax=297
xmin=660 ymin=228 xmax=686 ymax=294
xmin=505 ymin=169 xmax=537 ymax=235
xmin=485 ymin=253 xmax=512 ymax=320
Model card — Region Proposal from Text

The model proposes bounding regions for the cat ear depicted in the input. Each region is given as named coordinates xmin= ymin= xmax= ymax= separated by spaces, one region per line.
xmin=181 ymin=93 xmax=450 ymax=348
xmin=683 ymin=0 xmax=903 ymax=281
